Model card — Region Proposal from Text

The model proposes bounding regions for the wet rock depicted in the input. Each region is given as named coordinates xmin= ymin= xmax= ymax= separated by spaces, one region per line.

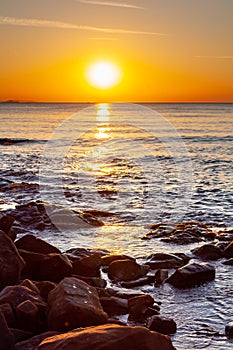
xmin=192 ymin=244 xmax=222 ymax=260
xmin=15 ymin=331 xmax=59 ymax=350
xmin=19 ymin=279 xmax=40 ymax=294
xmin=72 ymin=276 xmax=107 ymax=289
xmin=106 ymin=288 xmax=146 ymax=300
xmin=0 ymin=285 xmax=46 ymax=312
xmin=8 ymin=202 xmax=44 ymax=231
xmin=128 ymin=294 xmax=154 ymax=321
xmin=0 ymin=215 xmax=15 ymax=237
xmin=72 ymin=253 xmax=101 ymax=277
xmin=154 ymin=270 xmax=169 ymax=286
xmin=0 ymin=303 xmax=15 ymax=327
xmin=16 ymin=300 xmax=43 ymax=333
xmin=146 ymin=253 xmax=185 ymax=269
xmin=100 ymin=297 xmax=128 ymax=316
xmin=19 ymin=250 xmax=73 ymax=282
xmin=167 ymin=262 xmax=215 ymax=289
xmin=37 ymin=324 xmax=176 ymax=350
xmin=15 ymin=234 xmax=61 ymax=254
xmin=101 ymin=254 xmax=134 ymax=266
xmin=223 ymin=258 xmax=233 ymax=266
xmin=108 ymin=259 xmax=149 ymax=282
xmin=36 ymin=281 xmax=57 ymax=301
xmin=120 ymin=275 xmax=155 ymax=288
xmin=47 ymin=277 xmax=108 ymax=331
xmin=0 ymin=312 xmax=15 ymax=350
xmin=147 ymin=315 xmax=177 ymax=335
xmin=225 ymin=321 xmax=233 ymax=338
xmin=0 ymin=230 xmax=25 ymax=290
xmin=223 ymin=241 xmax=233 ymax=259
xmin=66 ymin=247 xmax=108 ymax=260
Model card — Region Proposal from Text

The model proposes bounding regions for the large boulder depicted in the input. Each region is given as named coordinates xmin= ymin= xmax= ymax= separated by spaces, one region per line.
xmin=47 ymin=277 xmax=108 ymax=331
xmin=19 ymin=250 xmax=72 ymax=282
xmin=37 ymin=324 xmax=176 ymax=350
xmin=15 ymin=234 xmax=61 ymax=254
xmin=166 ymin=262 xmax=215 ymax=289
xmin=108 ymin=259 xmax=149 ymax=282
xmin=192 ymin=244 xmax=222 ymax=260
xmin=0 ymin=230 xmax=25 ymax=290
xmin=72 ymin=253 xmax=102 ymax=277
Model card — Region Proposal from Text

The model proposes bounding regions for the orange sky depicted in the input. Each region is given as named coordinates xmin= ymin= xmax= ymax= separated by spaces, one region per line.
xmin=0 ymin=0 xmax=232 ymax=102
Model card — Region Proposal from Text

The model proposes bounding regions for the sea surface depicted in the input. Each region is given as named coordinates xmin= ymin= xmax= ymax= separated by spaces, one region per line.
xmin=0 ymin=102 xmax=233 ymax=349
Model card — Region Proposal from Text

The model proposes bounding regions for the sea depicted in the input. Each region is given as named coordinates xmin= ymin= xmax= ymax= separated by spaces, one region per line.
xmin=0 ymin=102 xmax=232 ymax=349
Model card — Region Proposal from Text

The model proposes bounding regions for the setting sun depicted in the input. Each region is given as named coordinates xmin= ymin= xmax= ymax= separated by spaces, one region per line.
xmin=85 ymin=61 xmax=122 ymax=90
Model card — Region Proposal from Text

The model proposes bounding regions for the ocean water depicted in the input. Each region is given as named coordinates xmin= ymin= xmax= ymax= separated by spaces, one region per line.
xmin=0 ymin=102 xmax=233 ymax=349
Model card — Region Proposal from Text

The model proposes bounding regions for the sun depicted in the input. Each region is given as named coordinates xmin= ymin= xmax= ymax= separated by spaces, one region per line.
xmin=85 ymin=61 xmax=122 ymax=90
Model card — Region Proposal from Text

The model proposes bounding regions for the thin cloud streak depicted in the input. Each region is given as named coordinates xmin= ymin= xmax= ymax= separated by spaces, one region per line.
xmin=0 ymin=16 xmax=165 ymax=36
xmin=195 ymin=56 xmax=233 ymax=59
xmin=78 ymin=0 xmax=144 ymax=10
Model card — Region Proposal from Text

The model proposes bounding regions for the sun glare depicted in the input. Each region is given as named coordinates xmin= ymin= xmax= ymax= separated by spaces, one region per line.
xmin=86 ymin=61 xmax=122 ymax=90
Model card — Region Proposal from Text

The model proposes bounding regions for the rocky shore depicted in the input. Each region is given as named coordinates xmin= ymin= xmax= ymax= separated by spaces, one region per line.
xmin=0 ymin=204 xmax=233 ymax=349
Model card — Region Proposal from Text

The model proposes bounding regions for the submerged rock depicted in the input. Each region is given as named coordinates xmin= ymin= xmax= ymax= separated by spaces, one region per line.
xmin=147 ymin=315 xmax=177 ymax=335
xmin=166 ymin=262 xmax=215 ymax=289
xmin=47 ymin=277 xmax=108 ymax=331
xmin=37 ymin=324 xmax=176 ymax=350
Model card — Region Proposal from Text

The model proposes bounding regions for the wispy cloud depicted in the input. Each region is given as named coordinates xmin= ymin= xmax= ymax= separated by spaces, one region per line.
xmin=195 ymin=56 xmax=233 ymax=59
xmin=77 ymin=0 xmax=144 ymax=10
xmin=0 ymin=16 xmax=165 ymax=36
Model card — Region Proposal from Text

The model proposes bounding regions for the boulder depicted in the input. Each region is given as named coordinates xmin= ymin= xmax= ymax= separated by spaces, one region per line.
xmin=15 ymin=331 xmax=59 ymax=350
xmin=0 ymin=230 xmax=25 ymax=290
xmin=47 ymin=277 xmax=108 ymax=331
xmin=147 ymin=315 xmax=177 ymax=335
xmin=225 ymin=321 xmax=233 ymax=338
xmin=36 ymin=281 xmax=57 ymax=301
xmin=72 ymin=253 xmax=101 ymax=277
xmin=128 ymin=294 xmax=154 ymax=321
xmin=0 ymin=303 xmax=15 ymax=327
xmin=0 ymin=215 xmax=15 ymax=236
xmin=16 ymin=300 xmax=43 ymax=333
xmin=223 ymin=241 xmax=233 ymax=259
xmin=72 ymin=276 xmax=107 ymax=289
xmin=0 ymin=312 xmax=15 ymax=350
xmin=15 ymin=234 xmax=61 ymax=254
xmin=108 ymin=259 xmax=149 ymax=282
xmin=19 ymin=250 xmax=72 ymax=282
xmin=120 ymin=275 xmax=155 ymax=288
xmin=192 ymin=244 xmax=222 ymax=260
xmin=19 ymin=279 xmax=40 ymax=294
xmin=101 ymin=254 xmax=134 ymax=266
xmin=0 ymin=285 xmax=46 ymax=312
xmin=146 ymin=253 xmax=185 ymax=269
xmin=167 ymin=262 xmax=215 ymax=289
xmin=37 ymin=324 xmax=176 ymax=350
xmin=100 ymin=297 xmax=128 ymax=316
xmin=11 ymin=328 xmax=34 ymax=343
xmin=154 ymin=270 xmax=169 ymax=286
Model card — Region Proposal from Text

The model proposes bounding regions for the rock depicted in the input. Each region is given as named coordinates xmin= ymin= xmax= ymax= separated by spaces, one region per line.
xmin=19 ymin=279 xmax=40 ymax=294
xmin=15 ymin=331 xmax=59 ymax=350
xmin=128 ymin=295 xmax=154 ymax=320
xmin=146 ymin=253 xmax=185 ymax=269
xmin=0 ymin=312 xmax=15 ymax=350
xmin=16 ymin=300 xmax=43 ymax=333
xmin=36 ymin=281 xmax=57 ymax=301
xmin=167 ymin=262 xmax=215 ymax=289
xmin=15 ymin=234 xmax=61 ymax=254
xmin=223 ymin=258 xmax=233 ymax=266
xmin=37 ymin=324 xmax=176 ymax=350
xmin=0 ymin=215 xmax=15 ymax=236
xmin=73 ymin=276 xmax=107 ymax=289
xmin=47 ymin=277 xmax=108 ymax=331
xmin=147 ymin=315 xmax=177 ymax=335
xmin=72 ymin=253 xmax=101 ymax=277
xmin=0 ymin=285 xmax=46 ymax=312
xmin=154 ymin=270 xmax=169 ymax=286
xmin=0 ymin=230 xmax=25 ymax=290
xmin=108 ymin=259 xmax=149 ymax=282
xmin=66 ymin=247 xmax=108 ymax=260
xmin=19 ymin=250 xmax=73 ymax=282
xmin=10 ymin=328 xmax=34 ymax=343
xmin=106 ymin=288 xmax=146 ymax=300
xmin=223 ymin=241 xmax=233 ymax=259
xmin=0 ymin=303 xmax=15 ymax=327
xmin=120 ymin=275 xmax=155 ymax=288
xmin=100 ymin=297 xmax=128 ymax=316
xmin=101 ymin=254 xmax=134 ymax=266
xmin=225 ymin=321 xmax=233 ymax=338
xmin=192 ymin=244 xmax=222 ymax=260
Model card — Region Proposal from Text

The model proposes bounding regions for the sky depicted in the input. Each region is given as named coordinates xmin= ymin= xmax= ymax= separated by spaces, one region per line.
xmin=0 ymin=0 xmax=233 ymax=102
